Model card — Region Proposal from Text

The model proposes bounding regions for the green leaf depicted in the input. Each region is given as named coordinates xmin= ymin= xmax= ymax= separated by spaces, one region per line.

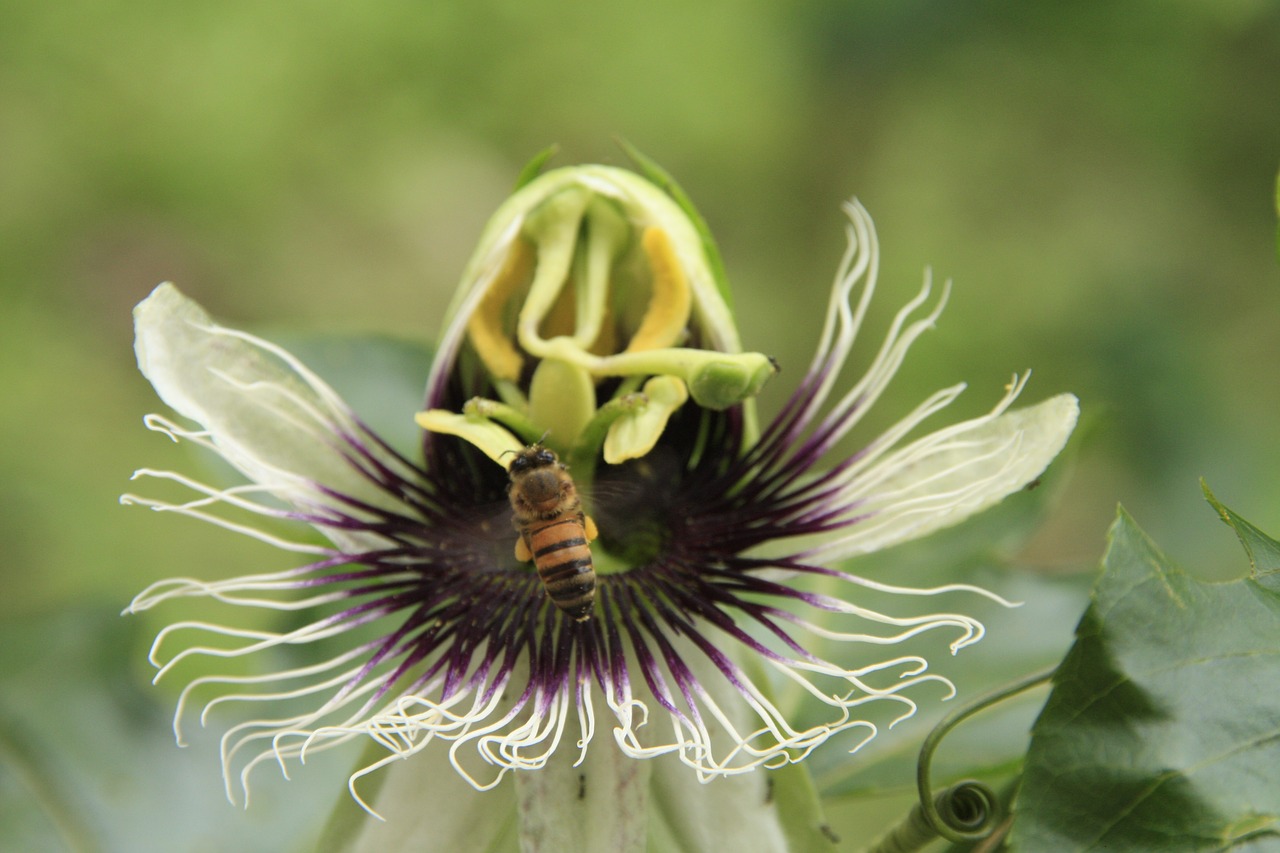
xmin=1205 ymin=481 xmax=1280 ymax=593
xmin=1011 ymin=506 xmax=1280 ymax=851
xmin=0 ymin=605 xmax=341 ymax=851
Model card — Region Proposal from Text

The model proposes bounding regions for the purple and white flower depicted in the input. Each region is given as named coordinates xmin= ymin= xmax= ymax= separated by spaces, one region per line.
xmin=124 ymin=165 xmax=1076 ymax=829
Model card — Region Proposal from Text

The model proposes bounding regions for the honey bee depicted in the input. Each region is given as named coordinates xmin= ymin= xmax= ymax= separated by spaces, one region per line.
xmin=507 ymin=445 xmax=598 ymax=621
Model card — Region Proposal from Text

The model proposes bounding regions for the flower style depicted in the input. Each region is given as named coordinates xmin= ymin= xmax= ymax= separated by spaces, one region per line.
xmin=124 ymin=163 xmax=1077 ymax=823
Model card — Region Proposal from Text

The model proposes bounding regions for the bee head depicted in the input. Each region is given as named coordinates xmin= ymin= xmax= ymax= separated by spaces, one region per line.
xmin=507 ymin=445 xmax=560 ymax=477
xmin=507 ymin=444 xmax=568 ymax=507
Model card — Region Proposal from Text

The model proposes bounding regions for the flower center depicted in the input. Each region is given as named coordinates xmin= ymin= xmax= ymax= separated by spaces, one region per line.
xmin=415 ymin=166 xmax=777 ymax=487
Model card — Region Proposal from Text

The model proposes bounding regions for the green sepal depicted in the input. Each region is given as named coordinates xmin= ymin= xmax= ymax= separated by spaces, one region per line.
xmin=616 ymin=137 xmax=734 ymax=309
xmin=514 ymin=144 xmax=560 ymax=191
xmin=735 ymin=642 xmax=840 ymax=852
xmin=316 ymin=740 xmax=391 ymax=853
xmin=769 ymin=763 xmax=842 ymax=852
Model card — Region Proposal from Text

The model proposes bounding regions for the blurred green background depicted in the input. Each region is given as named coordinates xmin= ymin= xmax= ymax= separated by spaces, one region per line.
xmin=3 ymin=1 xmax=1278 ymax=850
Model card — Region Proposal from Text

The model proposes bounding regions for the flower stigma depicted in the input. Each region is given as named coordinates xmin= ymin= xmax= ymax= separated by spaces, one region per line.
xmin=123 ymin=159 xmax=1078 ymax=821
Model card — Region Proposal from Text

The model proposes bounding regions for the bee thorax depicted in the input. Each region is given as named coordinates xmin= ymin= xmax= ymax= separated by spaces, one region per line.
xmin=522 ymin=470 xmax=563 ymax=501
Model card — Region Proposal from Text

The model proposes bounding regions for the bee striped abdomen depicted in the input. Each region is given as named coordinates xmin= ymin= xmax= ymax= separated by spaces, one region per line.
xmin=507 ymin=444 xmax=598 ymax=622
xmin=527 ymin=517 xmax=596 ymax=621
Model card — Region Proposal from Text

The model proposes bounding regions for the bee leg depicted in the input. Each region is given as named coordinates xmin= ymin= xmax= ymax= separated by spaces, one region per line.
xmin=583 ymin=515 xmax=598 ymax=542
xmin=515 ymin=536 xmax=532 ymax=562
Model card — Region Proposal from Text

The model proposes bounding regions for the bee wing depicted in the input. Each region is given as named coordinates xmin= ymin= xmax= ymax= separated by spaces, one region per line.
xmin=582 ymin=447 xmax=682 ymax=537
xmin=444 ymin=497 xmax=524 ymax=571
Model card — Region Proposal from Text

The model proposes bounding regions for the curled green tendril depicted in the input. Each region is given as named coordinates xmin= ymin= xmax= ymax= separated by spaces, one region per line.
xmin=865 ymin=666 xmax=1056 ymax=853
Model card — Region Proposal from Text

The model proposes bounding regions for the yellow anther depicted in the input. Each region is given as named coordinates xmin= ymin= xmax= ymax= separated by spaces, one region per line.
xmin=466 ymin=238 xmax=534 ymax=382
xmin=603 ymin=376 xmax=689 ymax=464
xmin=626 ymin=227 xmax=692 ymax=353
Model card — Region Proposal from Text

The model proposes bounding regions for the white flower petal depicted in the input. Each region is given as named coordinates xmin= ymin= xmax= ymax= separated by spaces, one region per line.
xmin=514 ymin=716 xmax=651 ymax=853
xmin=134 ymin=284 xmax=412 ymax=537
xmin=625 ymin=638 xmax=827 ymax=852
xmin=648 ymin=758 xmax=788 ymax=853
xmin=819 ymin=391 xmax=1079 ymax=560
xmin=334 ymin=741 xmax=520 ymax=852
